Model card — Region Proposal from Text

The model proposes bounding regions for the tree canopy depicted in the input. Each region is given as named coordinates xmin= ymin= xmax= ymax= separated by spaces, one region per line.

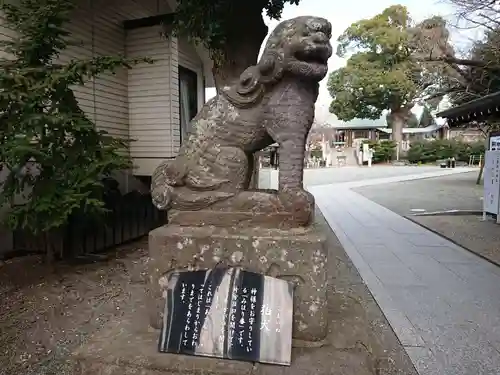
xmin=447 ymin=28 xmax=500 ymax=106
xmin=173 ymin=0 xmax=299 ymax=52
xmin=448 ymin=0 xmax=499 ymax=32
xmin=327 ymin=5 xmax=464 ymax=151
xmin=327 ymin=5 xmax=454 ymax=150
xmin=405 ymin=0 xmax=500 ymax=108
xmin=172 ymin=0 xmax=301 ymax=88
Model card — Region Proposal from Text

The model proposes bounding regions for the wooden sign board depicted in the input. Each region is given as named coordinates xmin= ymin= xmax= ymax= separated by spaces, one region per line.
xmin=158 ymin=267 xmax=293 ymax=366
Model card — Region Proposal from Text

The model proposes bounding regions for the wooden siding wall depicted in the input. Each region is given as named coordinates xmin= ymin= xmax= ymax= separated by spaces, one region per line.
xmin=126 ymin=32 xmax=206 ymax=174
xmin=126 ymin=25 xmax=177 ymax=160
xmin=63 ymin=0 xmax=162 ymax=138
xmin=0 ymin=0 xmax=167 ymax=138
xmin=0 ymin=0 xmax=208 ymax=177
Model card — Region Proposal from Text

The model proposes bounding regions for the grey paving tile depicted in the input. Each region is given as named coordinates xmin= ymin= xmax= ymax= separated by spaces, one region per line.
xmin=404 ymin=233 xmax=452 ymax=247
xmin=438 ymin=286 xmax=500 ymax=316
xmin=395 ymin=253 xmax=467 ymax=289
xmin=390 ymin=223 xmax=426 ymax=235
xmin=414 ymin=320 xmax=481 ymax=346
xmin=405 ymin=347 xmax=445 ymax=375
xmin=427 ymin=246 xmax=479 ymax=264
xmin=443 ymin=262 xmax=500 ymax=287
xmin=368 ymin=263 xmax=425 ymax=287
xmin=322 ymin=213 xmax=427 ymax=351
xmin=355 ymin=244 xmax=403 ymax=264
xmin=380 ymin=237 xmax=421 ymax=256
xmin=383 ymin=285 xmax=453 ymax=331
xmin=382 ymin=308 xmax=426 ymax=347
xmin=348 ymin=233 xmax=387 ymax=247
xmin=483 ymin=325 xmax=500 ymax=354
xmin=314 ymin=179 xmax=500 ymax=375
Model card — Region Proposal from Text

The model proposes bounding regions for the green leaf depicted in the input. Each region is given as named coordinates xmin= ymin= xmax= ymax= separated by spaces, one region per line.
xmin=328 ymin=5 xmax=452 ymax=138
xmin=0 ymin=0 xmax=139 ymax=234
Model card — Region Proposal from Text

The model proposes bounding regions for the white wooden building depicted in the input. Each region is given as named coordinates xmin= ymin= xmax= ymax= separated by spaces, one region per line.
xmin=0 ymin=0 xmax=214 ymax=176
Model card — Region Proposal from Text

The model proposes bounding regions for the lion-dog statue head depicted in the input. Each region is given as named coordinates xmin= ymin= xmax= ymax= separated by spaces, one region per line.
xmin=224 ymin=16 xmax=333 ymax=107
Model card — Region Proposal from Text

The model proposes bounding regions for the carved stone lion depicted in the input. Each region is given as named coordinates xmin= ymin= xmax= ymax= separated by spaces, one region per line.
xmin=151 ymin=16 xmax=332 ymax=228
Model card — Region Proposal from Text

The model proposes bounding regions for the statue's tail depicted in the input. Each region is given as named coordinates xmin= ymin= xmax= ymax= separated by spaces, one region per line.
xmin=151 ymin=155 xmax=238 ymax=211
xmin=151 ymin=159 xmax=186 ymax=210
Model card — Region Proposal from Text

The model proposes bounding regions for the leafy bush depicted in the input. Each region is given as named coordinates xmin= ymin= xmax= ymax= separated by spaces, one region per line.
xmin=0 ymin=0 xmax=150 ymax=235
xmin=362 ymin=140 xmax=397 ymax=163
xmin=310 ymin=146 xmax=323 ymax=159
xmin=407 ymin=139 xmax=485 ymax=164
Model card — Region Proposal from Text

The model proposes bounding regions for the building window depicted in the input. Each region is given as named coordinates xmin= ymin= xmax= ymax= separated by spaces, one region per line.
xmin=333 ymin=131 xmax=345 ymax=144
xmin=354 ymin=130 xmax=369 ymax=139
xmin=178 ymin=66 xmax=198 ymax=144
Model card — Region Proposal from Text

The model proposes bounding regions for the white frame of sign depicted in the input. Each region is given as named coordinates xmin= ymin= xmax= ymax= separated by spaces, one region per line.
xmin=482 ymin=150 xmax=500 ymax=222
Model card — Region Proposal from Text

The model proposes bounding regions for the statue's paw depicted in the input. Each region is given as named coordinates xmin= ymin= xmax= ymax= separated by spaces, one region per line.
xmin=279 ymin=188 xmax=314 ymax=207
xmin=151 ymin=185 xmax=174 ymax=210
xmin=278 ymin=188 xmax=315 ymax=224
xmin=185 ymin=173 xmax=230 ymax=191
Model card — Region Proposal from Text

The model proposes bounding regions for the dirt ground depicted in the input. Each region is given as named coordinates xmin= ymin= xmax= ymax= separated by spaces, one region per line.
xmin=0 ymin=213 xmax=416 ymax=375
xmin=0 ymin=240 xmax=149 ymax=375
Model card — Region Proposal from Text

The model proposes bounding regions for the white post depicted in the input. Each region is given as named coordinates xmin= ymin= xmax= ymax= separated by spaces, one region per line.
xmin=396 ymin=142 xmax=400 ymax=161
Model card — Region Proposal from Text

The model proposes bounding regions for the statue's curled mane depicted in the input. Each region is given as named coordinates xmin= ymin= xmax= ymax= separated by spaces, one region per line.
xmin=222 ymin=20 xmax=298 ymax=108
xmin=223 ymin=50 xmax=285 ymax=108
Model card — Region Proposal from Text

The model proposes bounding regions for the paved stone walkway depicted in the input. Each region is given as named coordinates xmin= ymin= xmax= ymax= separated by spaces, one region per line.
xmin=309 ymin=170 xmax=500 ymax=375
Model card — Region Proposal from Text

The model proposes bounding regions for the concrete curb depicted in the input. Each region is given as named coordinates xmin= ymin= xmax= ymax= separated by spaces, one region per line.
xmin=411 ymin=210 xmax=483 ymax=217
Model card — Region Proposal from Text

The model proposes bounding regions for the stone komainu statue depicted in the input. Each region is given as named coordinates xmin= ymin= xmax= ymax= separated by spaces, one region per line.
xmin=151 ymin=16 xmax=332 ymax=228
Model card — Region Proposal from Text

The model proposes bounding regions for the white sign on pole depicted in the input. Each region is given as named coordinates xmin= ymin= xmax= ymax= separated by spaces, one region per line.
xmin=483 ymin=150 xmax=500 ymax=215
xmin=490 ymin=135 xmax=500 ymax=151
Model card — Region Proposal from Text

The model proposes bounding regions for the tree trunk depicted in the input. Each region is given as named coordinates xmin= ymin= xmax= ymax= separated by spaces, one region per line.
xmin=212 ymin=8 xmax=268 ymax=92
xmin=477 ymin=130 xmax=489 ymax=185
xmin=387 ymin=110 xmax=406 ymax=160
xmin=476 ymin=158 xmax=484 ymax=185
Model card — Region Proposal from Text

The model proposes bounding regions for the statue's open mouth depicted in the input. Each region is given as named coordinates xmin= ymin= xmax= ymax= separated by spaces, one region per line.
xmin=295 ymin=45 xmax=331 ymax=65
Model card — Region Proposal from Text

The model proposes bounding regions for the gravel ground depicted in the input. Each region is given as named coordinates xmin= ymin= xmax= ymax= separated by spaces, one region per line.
xmin=0 ymin=239 xmax=149 ymax=375
xmin=354 ymin=171 xmax=500 ymax=266
xmin=353 ymin=171 xmax=483 ymax=215
xmin=409 ymin=215 xmax=500 ymax=266
xmin=0 ymin=218 xmax=416 ymax=375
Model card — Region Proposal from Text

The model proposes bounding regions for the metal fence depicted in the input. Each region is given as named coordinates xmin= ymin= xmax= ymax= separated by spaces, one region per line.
xmin=12 ymin=191 xmax=165 ymax=260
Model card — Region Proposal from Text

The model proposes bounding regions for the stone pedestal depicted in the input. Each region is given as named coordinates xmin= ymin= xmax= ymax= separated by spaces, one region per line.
xmin=146 ymin=224 xmax=328 ymax=345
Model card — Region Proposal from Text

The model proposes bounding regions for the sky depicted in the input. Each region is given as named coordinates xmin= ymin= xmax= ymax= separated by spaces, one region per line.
xmin=205 ymin=0 xmax=484 ymax=127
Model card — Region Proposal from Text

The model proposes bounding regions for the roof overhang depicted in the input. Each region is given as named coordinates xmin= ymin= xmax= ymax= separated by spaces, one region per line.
xmin=436 ymin=91 xmax=500 ymax=127
xmin=333 ymin=125 xmax=387 ymax=130
xmin=377 ymin=123 xmax=447 ymax=134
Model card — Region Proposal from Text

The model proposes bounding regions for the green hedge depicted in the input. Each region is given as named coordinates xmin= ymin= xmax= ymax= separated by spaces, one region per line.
xmin=407 ymin=139 xmax=485 ymax=164
xmin=362 ymin=140 xmax=397 ymax=163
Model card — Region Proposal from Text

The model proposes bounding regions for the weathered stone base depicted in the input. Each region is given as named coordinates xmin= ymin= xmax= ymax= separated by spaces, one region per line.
xmin=168 ymin=209 xmax=307 ymax=229
xmin=71 ymin=314 xmax=373 ymax=375
xmin=147 ymin=223 xmax=328 ymax=344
